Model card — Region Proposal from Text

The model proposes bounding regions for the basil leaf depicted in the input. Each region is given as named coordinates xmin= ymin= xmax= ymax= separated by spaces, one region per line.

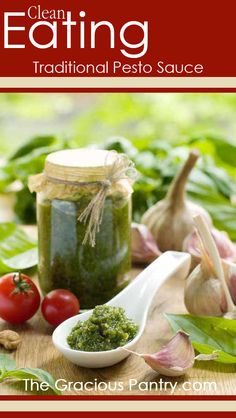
xmin=9 ymin=135 xmax=56 ymax=161
xmin=0 ymin=354 xmax=16 ymax=372
xmin=165 ymin=313 xmax=236 ymax=364
xmin=193 ymin=342 xmax=236 ymax=364
xmin=0 ymin=354 xmax=60 ymax=395
xmin=208 ymin=136 xmax=236 ymax=168
xmin=3 ymin=367 xmax=61 ymax=395
xmin=0 ymin=223 xmax=38 ymax=273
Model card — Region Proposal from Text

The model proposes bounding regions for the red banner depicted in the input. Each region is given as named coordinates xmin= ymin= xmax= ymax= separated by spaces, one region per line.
xmin=0 ymin=0 xmax=236 ymax=77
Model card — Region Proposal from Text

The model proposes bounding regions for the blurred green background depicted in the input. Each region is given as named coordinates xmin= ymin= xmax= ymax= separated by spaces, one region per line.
xmin=1 ymin=92 xmax=236 ymax=239
xmin=1 ymin=93 xmax=236 ymax=154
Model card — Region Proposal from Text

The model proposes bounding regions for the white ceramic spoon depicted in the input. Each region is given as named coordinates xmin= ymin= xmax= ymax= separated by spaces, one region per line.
xmin=52 ymin=251 xmax=190 ymax=368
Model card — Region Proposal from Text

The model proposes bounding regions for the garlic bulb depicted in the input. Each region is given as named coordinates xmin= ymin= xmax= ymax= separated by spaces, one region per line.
xmin=183 ymin=228 xmax=236 ymax=268
xmin=141 ymin=151 xmax=212 ymax=252
xmin=223 ymin=260 xmax=236 ymax=304
xmin=185 ymin=261 xmax=227 ymax=316
xmin=184 ymin=215 xmax=235 ymax=317
xmin=131 ymin=223 xmax=161 ymax=264
xmin=124 ymin=331 xmax=195 ymax=377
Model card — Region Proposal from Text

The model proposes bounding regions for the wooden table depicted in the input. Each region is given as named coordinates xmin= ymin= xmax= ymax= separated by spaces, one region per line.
xmin=0 ymin=225 xmax=236 ymax=396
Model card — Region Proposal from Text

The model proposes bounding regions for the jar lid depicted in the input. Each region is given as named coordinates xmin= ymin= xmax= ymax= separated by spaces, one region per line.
xmin=45 ymin=148 xmax=118 ymax=183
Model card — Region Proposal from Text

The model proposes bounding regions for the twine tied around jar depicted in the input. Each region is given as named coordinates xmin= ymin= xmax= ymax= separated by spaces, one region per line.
xmin=28 ymin=150 xmax=137 ymax=247
xmin=77 ymin=152 xmax=137 ymax=246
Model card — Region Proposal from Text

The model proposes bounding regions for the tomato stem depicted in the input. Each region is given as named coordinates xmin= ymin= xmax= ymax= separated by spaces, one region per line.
xmin=11 ymin=272 xmax=32 ymax=295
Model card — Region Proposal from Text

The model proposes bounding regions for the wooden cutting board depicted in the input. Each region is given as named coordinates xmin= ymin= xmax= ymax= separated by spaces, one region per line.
xmin=0 ymin=225 xmax=236 ymax=396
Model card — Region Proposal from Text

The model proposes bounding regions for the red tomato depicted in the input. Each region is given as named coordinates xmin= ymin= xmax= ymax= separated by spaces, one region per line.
xmin=0 ymin=272 xmax=41 ymax=324
xmin=41 ymin=289 xmax=80 ymax=326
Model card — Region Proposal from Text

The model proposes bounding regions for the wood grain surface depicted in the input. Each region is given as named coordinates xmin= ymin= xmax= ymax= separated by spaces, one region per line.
xmin=0 ymin=225 xmax=236 ymax=396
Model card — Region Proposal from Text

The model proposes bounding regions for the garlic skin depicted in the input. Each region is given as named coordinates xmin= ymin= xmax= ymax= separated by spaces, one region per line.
xmin=131 ymin=223 xmax=161 ymax=264
xmin=141 ymin=151 xmax=212 ymax=252
xmin=184 ymin=228 xmax=236 ymax=267
xmin=124 ymin=331 xmax=195 ymax=377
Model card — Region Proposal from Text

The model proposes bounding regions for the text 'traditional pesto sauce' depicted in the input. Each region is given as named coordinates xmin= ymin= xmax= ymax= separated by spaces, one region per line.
xmin=67 ymin=305 xmax=139 ymax=352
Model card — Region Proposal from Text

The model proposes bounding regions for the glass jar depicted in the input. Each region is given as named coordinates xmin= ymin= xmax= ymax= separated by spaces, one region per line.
xmin=29 ymin=149 xmax=135 ymax=309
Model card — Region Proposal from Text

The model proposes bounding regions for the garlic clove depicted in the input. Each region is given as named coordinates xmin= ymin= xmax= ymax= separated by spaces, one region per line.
xmin=124 ymin=331 xmax=195 ymax=377
xmin=131 ymin=222 xmax=161 ymax=264
xmin=184 ymin=228 xmax=236 ymax=267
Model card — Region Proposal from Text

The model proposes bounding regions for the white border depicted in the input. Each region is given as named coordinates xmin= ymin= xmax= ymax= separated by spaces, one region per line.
xmin=1 ymin=77 xmax=236 ymax=88
xmin=1 ymin=400 xmax=236 ymax=411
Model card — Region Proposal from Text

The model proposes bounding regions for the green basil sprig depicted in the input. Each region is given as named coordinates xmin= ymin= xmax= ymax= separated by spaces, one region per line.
xmin=0 ymin=354 xmax=61 ymax=395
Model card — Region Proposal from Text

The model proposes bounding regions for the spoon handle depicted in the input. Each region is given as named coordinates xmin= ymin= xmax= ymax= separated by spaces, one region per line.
xmin=109 ymin=251 xmax=191 ymax=319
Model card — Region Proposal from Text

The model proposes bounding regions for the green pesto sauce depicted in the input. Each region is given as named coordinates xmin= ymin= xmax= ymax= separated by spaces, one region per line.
xmin=67 ymin=305 xmax=138 ymax=352
xmin=37 ymin=193 xmax=131 ymax=309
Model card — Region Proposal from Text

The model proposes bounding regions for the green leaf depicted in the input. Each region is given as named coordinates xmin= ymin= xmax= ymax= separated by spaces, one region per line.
xmin=3 ymin=368 xmax=61 ymax=395
xmin=0 ymin=353 xmax=60 ymax=395
xmin=210 ymin=136 xmax=236 ymax=168
xmin=0 ymin=223 xmax=38 ymax=273
xmin=165 ymin=313 xmax=236 ymax=364
xmin=103 ymin=136 xmax=138 ymax=158
xmin=9 ymin=136 xmax=57 ymax=161
xmin=14 ymin=188 xmax=37 ymax=224
xmin=0 ymin=354 xmax=16 ymax=372
xmin=193 ymin=342 xmax=236 ymax=364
